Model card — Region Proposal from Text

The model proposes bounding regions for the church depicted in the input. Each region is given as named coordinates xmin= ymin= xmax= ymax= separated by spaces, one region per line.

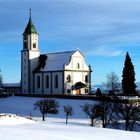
xmin=21 ymin=13 xmax=92 ymax=95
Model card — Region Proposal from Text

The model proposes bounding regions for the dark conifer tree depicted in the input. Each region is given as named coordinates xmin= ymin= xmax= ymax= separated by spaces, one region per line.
xmin=96 ymin=88 xmax=102 ymax=96
xmin=122 ymin=52 xmax=136 ymax=95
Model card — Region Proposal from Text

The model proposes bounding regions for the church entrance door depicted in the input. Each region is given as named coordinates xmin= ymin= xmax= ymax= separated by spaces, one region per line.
xmin=76 ymin=89 xmax=81 ymax=95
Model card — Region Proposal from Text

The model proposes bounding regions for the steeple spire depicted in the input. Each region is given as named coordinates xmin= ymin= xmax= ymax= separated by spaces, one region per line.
xmin=23 ymin=9 xmax=38 ymax=35
xmin=29 ymin=8 xmax=32 ymax=19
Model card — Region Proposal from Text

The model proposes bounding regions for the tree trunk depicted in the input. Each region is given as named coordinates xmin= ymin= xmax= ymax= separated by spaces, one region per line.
xmin=103 ymin=123 xmax=106 ymax=128
xmin=91 ymin=119 xmax=94 ymax=126
xmin=125 ymin=122 xmax=129 ymax=131
xmin=66 ymin=115 xmax=68 ymax=124
xmin=102 ymin=119 xmax=106 ymax=128
xmin=42 ymin=113 xmax=45 ymax=121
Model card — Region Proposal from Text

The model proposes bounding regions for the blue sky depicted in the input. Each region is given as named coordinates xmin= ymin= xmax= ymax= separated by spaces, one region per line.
xmin=1 ymin=0 xmax=140 ymax=84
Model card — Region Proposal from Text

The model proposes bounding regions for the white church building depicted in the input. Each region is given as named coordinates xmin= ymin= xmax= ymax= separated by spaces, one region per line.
xmin=21 ymin=13 xmax=92 ymax=95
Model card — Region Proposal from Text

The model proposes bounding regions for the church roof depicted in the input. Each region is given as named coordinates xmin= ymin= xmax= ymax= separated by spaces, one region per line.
xmin=40 ymin=51 xmax=76 ymax=71
xmin=23 ymin=16 xmax=38 ymax=34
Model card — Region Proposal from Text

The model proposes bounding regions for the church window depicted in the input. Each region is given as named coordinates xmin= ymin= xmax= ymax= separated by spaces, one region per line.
xmin=33 ymin=43 xmax=36 ymax=48
xmin=85 ymin=89 xmax=88 ymax=93
xmin=67 ymin=89 xmax=71 ymax=93
xmin=24 ymin=42 xmax=27 ymax=49
xmin=55 ymin=75 xmax=58 ymax=88
xmin=67 ymin=75 xmax=71 ymax=82
xmin=24 ymin=73 xmax=26 ymax=77
xmin=85 ymin=75 xmax=88 ymax=83
xmin=45 ymin=75 xmax=49 ymax=88
xmin=37 ymin=76 xmax=40 ymax=89
xmin=77 ymin=63 xmax=80 ymax=69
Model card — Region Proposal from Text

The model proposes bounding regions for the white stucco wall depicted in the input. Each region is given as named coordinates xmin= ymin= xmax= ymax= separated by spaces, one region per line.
xmin=64 ymin=50 xmax=91 ymax=95
xmin=29 ymin=50 xmax=40 ymax=93
xmin=34 ymin=72 xmax=63 ymax=94
xmin=65 ymin=51 xmax=89 ymax=71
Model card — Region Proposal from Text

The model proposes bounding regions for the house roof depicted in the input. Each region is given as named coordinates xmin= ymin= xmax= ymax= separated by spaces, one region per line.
xmin=41 ymin=51 xmax=75 ymax=71
xmin=2 ymin=83 xmax=20 ymax=88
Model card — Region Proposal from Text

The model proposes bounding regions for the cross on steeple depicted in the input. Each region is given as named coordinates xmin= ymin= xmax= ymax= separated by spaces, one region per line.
xmin=29 ymin=8 xmax=32 ymax=18
xmin=23 ymin=8 xmax=38 ymax=34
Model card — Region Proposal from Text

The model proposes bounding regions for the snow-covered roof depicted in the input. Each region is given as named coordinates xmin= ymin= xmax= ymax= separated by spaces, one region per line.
xmin=2 ymin=83 xmax=20 ymax=87
xmin=41 ymin=51 xmax=76 ymax=71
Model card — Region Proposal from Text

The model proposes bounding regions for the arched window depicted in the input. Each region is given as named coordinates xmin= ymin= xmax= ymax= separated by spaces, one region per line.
xmin=55 ymin=75 xmax=58 ymax=88
xmin=37 ymin=75 xmax=40 ymax=89
xmin=77 ymin=63 xmax=80 ymax=69
xmin=67 ymin=75 xmax=71 ymax=82
xmin=67 ymin=89 xmax=71 ymax=93
xmin=85 ymin=89 xmax=88 ymax=93
xmin=46 ymin=75 xmax=49 ymax=88
xmin=85 ymin=75 xmax=88 ymax=83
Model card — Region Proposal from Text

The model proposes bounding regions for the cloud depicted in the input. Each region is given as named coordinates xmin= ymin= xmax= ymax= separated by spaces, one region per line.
xmin=86 ymin=45 xmax=123 ymax=57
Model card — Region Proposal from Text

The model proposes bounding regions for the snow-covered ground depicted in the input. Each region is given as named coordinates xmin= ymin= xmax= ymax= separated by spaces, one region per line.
xmin=0 ymin=96 xmax=95 ymax=119
xmin=0 ymin=96 xmax=140 ymax=140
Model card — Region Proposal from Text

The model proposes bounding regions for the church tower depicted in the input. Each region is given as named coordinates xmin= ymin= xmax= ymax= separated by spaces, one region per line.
xmin=21 ymin=10 xmax=40 ymax=93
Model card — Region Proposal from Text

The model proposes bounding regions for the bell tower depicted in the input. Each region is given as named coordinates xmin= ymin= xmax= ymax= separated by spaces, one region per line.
xmin=21 ymin=10 xmax=40 ymax=93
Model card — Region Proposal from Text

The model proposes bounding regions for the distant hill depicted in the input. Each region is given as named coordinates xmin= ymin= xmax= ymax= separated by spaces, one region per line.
xmin=92 ymin=82 xmax=140 ymax=93
xmin=91 ymin=84 xmax=108 ymax=93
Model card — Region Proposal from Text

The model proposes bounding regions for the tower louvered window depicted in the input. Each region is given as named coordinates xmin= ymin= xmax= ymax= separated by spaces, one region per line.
xmin=33 ymin=43 xmax=36 ymax=48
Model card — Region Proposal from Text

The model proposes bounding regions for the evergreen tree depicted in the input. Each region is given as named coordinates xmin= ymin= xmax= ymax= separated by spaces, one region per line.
xmin=122 ymin=52 xmax=136 ymax=95
xmin=96 ymin=88 xmax=102 ymax=96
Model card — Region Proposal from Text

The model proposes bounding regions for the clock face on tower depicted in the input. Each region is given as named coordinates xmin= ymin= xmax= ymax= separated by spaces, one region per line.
xmin=32 ymin=34 xmax=38 ymax=49
xmin=32 ymin=34 xmax=37 ymax=41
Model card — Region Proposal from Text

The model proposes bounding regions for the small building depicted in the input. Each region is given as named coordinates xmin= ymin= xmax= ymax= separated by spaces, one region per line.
xmin=2 ymin=83 xmax=20 ymax=94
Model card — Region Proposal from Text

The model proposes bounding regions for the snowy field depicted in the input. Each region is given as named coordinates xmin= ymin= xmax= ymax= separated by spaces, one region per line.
xmin=0 ymin=96 xmax=140 ymax=140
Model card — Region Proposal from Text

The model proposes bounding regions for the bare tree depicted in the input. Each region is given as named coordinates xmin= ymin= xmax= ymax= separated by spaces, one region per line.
xmin=63 ymin=105 xmax=73 ymax=124
xmin=81 ymin=103 xmax=99 ymax=126
xmin=103 ymin=71 xmax=121 ymax=93
xmin=34 ymin=99 xmax=59 ymax=121
xmin=95 ymin=101 xmax=116 ymax=128
xmin=115 ymin=101 xmax=140 ymax=131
